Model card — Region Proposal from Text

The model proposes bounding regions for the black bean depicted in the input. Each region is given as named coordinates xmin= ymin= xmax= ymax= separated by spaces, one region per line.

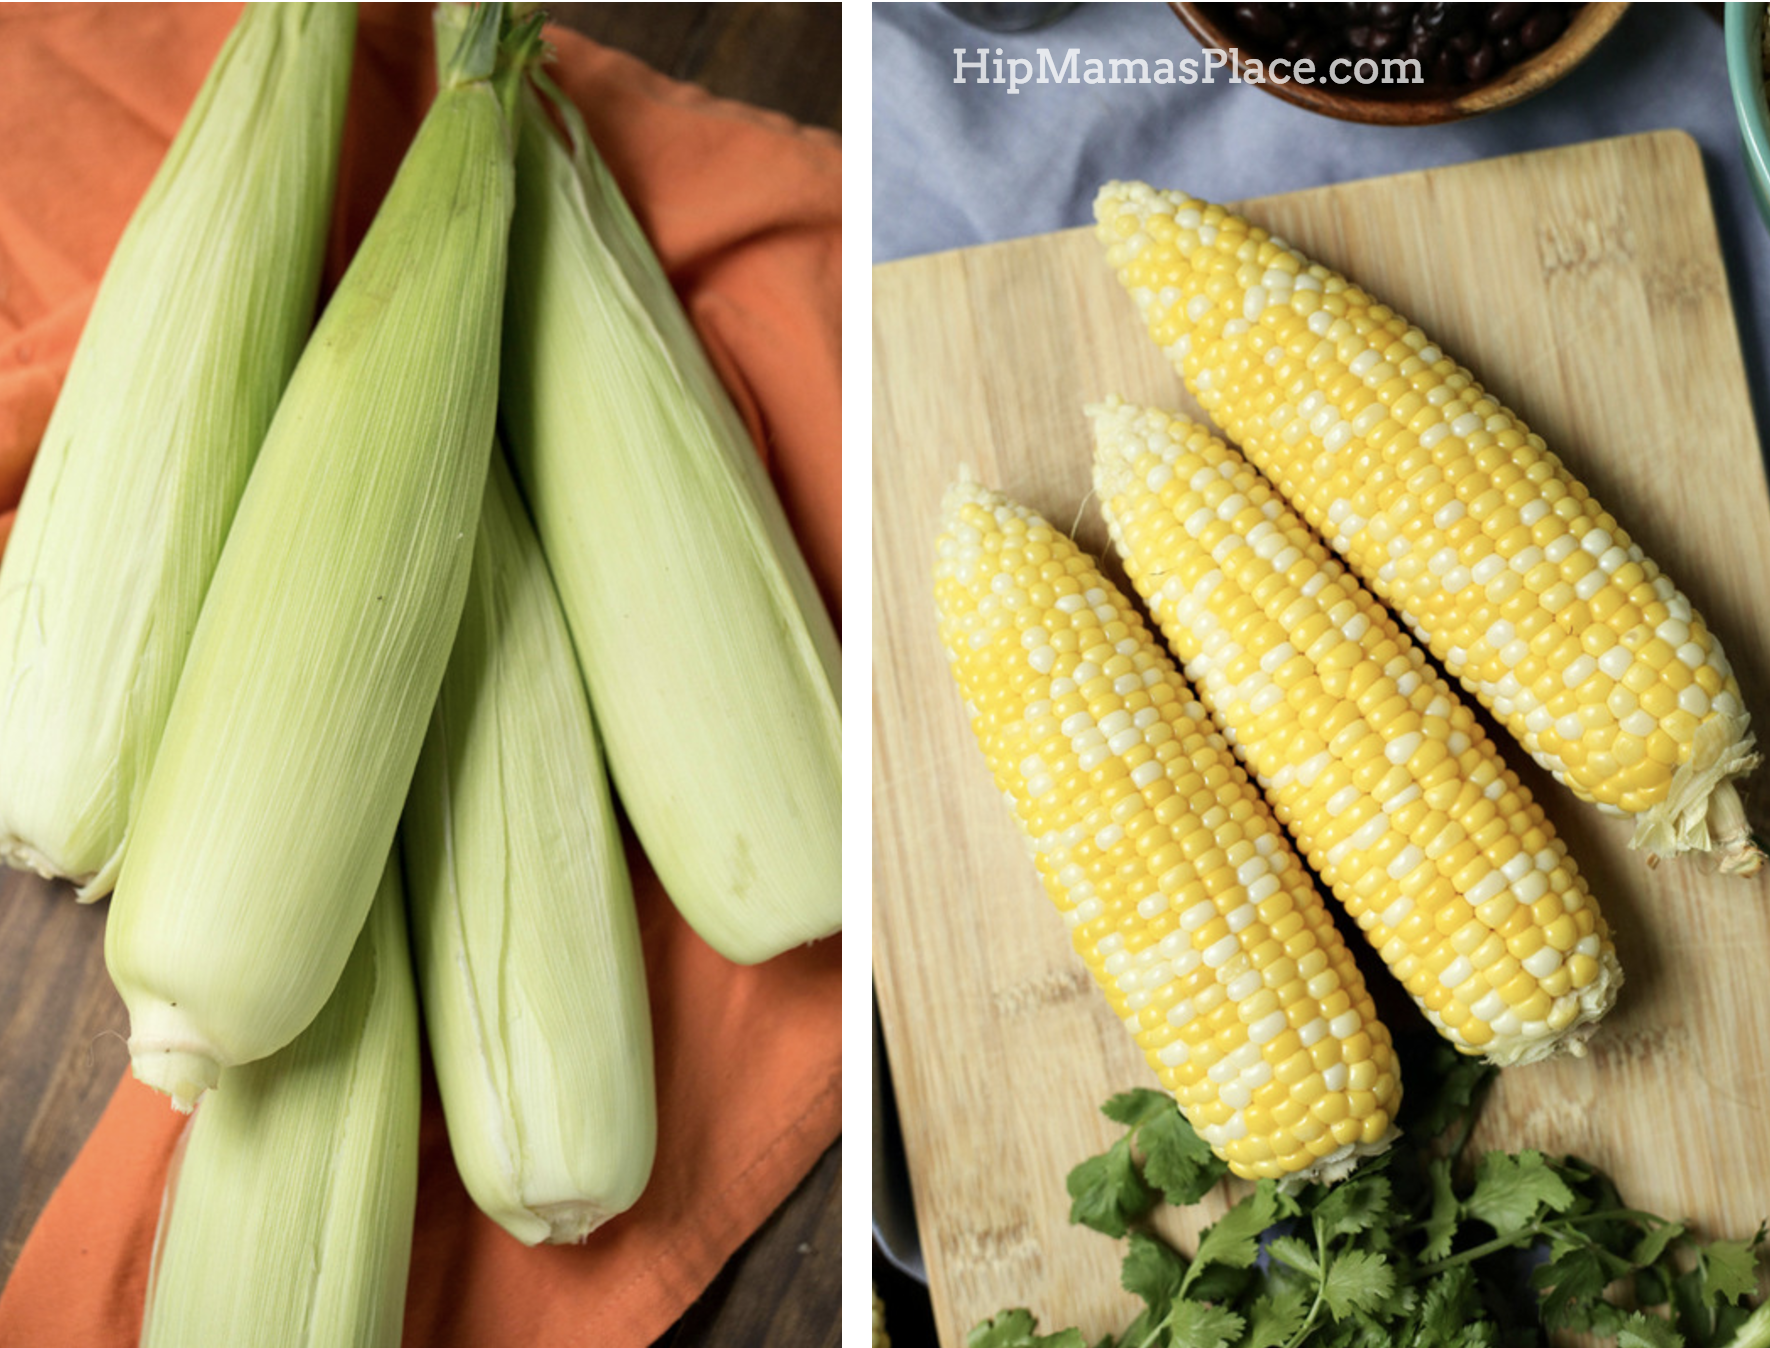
xmin=1367 ymin=24 xmax=1403 ymax=54
xmin=1403 ymin=28 xmax=1440 ymax=62
xmin=1346 ymin=23 xmax=1374 ymax=50
xmin=1425 ymin=1 xmax=1474 ymax=32
xmin=1464 ymin=39 xmax=1497 ymax=81
xmin=1498 ymin=30 xmax=1522 ymax=63
xmin=1431 ymin=47 xmax=1463 ymax=82
xmin=1371 ymin=3 xmax=1410 ymax=27
xmin=1234 ymin=2 xmax=1289 ymax=43
xmin=1449 ymin=26 xmax=1481 ymax=54
xmin=1485 ymin=3 xmax=1530 ymax=32
xmin=1520 ymin=9 xmax=1568 ymax=50
xmin=1302 ymin=31 xmax=1338 ymax=65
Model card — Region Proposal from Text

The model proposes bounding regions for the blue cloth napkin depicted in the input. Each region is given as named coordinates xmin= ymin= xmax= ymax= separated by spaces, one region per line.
xmin=873 ymin=2 xmax=1768 ymax=385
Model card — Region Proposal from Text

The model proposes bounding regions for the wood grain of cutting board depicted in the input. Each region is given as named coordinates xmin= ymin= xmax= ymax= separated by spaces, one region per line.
xmin=872 ymin=130 xmax=1770 ymax=1345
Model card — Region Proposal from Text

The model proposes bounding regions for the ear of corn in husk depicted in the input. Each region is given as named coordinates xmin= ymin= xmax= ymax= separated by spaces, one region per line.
xmin=402 ymin=445 xmax=657 ymax=1247
xmin=106 ymin=3 xmax=529 ymax=1110
xmin=139 ymin=854 xmax=420 ymax=1348
xmin=499 ymin=77 xmax=841 ymax=965
xmin=0 ymin=3 xmax=355 ymax=900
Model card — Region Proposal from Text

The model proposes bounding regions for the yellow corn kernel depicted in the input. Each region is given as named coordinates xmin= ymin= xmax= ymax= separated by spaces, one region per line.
xmin=935 ymin=472 xmax=1399 ymax=1183
xmin=1093 ymin=400 xmax=1621 ymax=1066
xmin=1095 ymin=181 xmax=1759 ymax=873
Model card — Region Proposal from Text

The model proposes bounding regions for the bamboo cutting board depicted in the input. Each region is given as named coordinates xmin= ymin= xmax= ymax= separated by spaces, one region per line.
xmin=872 ymin=130 xmax=1770 ymax=1345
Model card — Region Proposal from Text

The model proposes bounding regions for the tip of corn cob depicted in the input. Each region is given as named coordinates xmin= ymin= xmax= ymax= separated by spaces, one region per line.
xmin=1479 ymin=944 xmax=1622 ymax=1068
xmin=128 ymin=1044 xmax=220 ymax=1114
xmin=1630 ymin=720 xmax=1762 ymax=874
xmin=1278 ymin=1127 xmax=1400 ymax=1193
xmin=530 ymin=1201 xmax=620 ymax=1246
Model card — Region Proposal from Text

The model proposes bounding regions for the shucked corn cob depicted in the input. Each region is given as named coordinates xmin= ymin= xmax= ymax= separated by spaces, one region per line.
xmin=402 ymin=447 xmax=656 ymax=1246
xmin=0 ymin=3 xmax=354 ymax=899
xmin=500 ymin=79 xmax=839 ymax=965
xmin=139 ymin=854 xmax=419 ymax=1348
xmin=1093 ymin=400 xmax=1621 ymax=1065
xmin=1095 ymin=182 xmax=1760 ymax=873
xmin=935 ymin=473 xmax=1399 ymax=1183
xmin=106 ymin=6 xmax=528 ymax=1109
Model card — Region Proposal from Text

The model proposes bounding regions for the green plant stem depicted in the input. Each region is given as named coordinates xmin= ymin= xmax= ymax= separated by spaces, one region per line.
xmin=1409 ymin=1209 xmax=1673 ymax=1281
xmin=1723 ymin=1300 xmax=1770 ymax=1348
xmin=1278 ymin=1221 xmax=1331 ymax=1348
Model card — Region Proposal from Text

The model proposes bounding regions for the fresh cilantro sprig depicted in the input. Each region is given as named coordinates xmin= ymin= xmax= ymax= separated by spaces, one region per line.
xmin=975 ymin=1042 xmax=1769 ymax=1348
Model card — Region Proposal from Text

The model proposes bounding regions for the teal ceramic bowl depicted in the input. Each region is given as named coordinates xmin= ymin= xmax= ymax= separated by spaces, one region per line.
xmin=1727 ymin=2 xmax=1770 ymax=228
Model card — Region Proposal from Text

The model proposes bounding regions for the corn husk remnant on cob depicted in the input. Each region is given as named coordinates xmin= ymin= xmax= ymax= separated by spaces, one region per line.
xmin=402 ymin=446 xmax=656 ymax=1247
xmin=1094 ymin=181 xmax=1760 ymax=873
xmin=106 ymin=4 xmax=529 ymax=1110
xmin=0 ymin=3 xmax=355 ymax=899
xmin=139 ymin=854 xmax=420 ymax=1348
xmin=1093 ymin=399 xmax=1621 ymax=1066
xmin=500 ymin=79 xmax=840 ymax=965
xmin=935 ymin=471 xmax=1399 ymax=1184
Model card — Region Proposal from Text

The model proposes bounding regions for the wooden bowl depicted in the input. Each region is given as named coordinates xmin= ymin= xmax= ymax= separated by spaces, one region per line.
xmin=1169 ymin=3 xmax=1629 ymax=125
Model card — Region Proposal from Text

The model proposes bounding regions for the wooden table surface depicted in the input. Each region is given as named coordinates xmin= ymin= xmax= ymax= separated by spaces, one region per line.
xmin=0 ymin=7 xmax=840 ymax=1347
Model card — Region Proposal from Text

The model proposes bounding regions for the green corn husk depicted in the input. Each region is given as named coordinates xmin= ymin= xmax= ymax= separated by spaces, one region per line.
xmin=139 ymin=854 xmax=420 ymax=1348
xmin=402 ymin=446 xmax=656 ymax=1247
xmin=500 ymin=79 xmax=841 ymax=966
xmin=106 ymin=5 xmax=531 ymax=1110
xmin=0 ymin=3 xmax=354 ymax=900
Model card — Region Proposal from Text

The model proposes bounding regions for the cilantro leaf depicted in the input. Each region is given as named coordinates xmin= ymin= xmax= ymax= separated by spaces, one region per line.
xmin=1138 ymin=1105 xmax=1229 ymax=1206
xmin=1265 ymin=1233 xmax=1320 ymax=1278
xmin=1532 ymin=1245 xmax=1612 ymax=1331
xmin=1632 ymin=1221 xmax=1685 ymax=1269
xmin=1190 ymin=1181 xmax=1279 ymax=1277
xmin=1243 ymin=1285 xmax=1310 ymax=1348
xmin=1315 ymin=1174 xmax=1392 ymax=1241
xmin=1697 ymin=1235 xmax=1761 ymax=1305
xmin=1320 ymin=1248 xmax=1395 ymax=1320
xmin=1410 ymin=1265 xmax=1480 ymax=1344
xmin=1067 ymin=1137 xmax=1153 ymax=1238
xmin=1417 ymin=1156 xmax=1460 ymax=1264
xmin=1121 ymin=1231 xmax=1185 ymax=1311
xmin=1102 ymin=1088 xmax=1180 ymax=1131
xmin=1160 ymin=1300 xmax=1244 ymax=1348
xmin=1463 ymin=1150 xmax=1576 ymax=1237
xmin=1183 ymin=1260 xmax=1258 ymax=1307
xmin=966 ymin=1309 xmax=1088 ymax=1348
xmin=1402 ymin=1047 xmax=1495 ymax=1145
xmin=1614 ymin=1310 xmax=1684 ymax=1348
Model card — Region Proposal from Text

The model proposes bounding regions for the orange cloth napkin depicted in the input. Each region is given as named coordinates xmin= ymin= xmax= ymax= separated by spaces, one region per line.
xmin=0 ymin=5 xmax=841 ymax=1345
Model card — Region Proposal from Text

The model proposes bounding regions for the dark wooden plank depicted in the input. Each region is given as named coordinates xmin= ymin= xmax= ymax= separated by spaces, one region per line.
xmin=0 ymin=871 xmax=127 ymax=1278
xmin=659 ymin=1143 xmax=842 ymax=1348
xmin=547 ymin=3 xmax=842 ymax=131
